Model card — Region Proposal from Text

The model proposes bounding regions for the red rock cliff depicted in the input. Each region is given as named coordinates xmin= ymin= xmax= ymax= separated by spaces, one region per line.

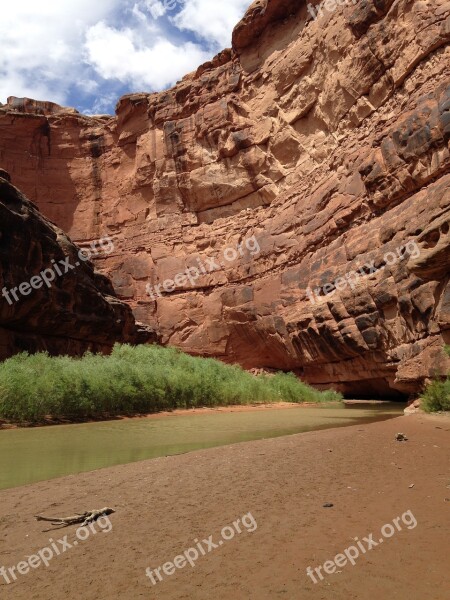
xmin=0 ymin=171 xmax=153 ymax=360
xmin=0 ymin=0 xmax=449 ymax=396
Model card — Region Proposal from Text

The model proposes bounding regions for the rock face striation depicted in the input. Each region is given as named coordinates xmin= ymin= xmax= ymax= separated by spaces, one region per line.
xmin=0 ymin=0 xmax=449 ymax=396
xmin=0 ymin=171 xmax=151 ymax=361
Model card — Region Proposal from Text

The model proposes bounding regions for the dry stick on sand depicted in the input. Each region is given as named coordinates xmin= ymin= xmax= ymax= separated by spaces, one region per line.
xmin=35 ymin=507 xmax=115 ymax=528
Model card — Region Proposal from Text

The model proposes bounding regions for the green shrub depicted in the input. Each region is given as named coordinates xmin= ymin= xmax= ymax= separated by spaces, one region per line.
xmin=422 ymin=345 xmax=450 ymax=412
xmin=421 ymin=379 xmax=450 ymax=412
xmin=0 ymin=344 xmax=342 ymax=423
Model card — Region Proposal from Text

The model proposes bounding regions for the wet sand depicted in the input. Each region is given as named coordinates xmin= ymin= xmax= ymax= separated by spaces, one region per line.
xmin=0 ymin=413 xmax=448 ymax=599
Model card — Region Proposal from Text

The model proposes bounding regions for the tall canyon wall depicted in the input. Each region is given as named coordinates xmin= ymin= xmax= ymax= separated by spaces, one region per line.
xmin=1 ymin=0 xmax=449 ymax=396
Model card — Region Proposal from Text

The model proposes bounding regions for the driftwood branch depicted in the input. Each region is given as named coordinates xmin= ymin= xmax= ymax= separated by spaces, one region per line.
xmin=35 ymin=507 xmax=115 ymax=528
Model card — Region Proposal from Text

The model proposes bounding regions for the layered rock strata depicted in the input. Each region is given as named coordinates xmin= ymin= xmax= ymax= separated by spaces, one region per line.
xmin=0 ymin=0 xmax=449 ymax=395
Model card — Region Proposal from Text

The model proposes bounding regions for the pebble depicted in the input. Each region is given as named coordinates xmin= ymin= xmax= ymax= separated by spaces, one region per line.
xmin=323 ymin=503 xmax=334 ymax=508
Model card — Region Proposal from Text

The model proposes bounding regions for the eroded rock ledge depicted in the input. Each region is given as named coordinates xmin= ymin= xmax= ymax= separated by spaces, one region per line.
xmin=0 ymin=0 xmax=449 ymax=396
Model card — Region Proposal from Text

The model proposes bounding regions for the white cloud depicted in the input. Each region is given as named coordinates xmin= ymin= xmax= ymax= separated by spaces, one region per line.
xmin=77 ymin=79 xmax=100 ymax=95
xmin=0 ymin=73 xmax=67 ymax=107
xmin=84 ymin=21 xmax=211 ymax=90
xmin=173 ymin=0 xmax=249 ymax=47
xmin=0 ymin=0 xmax=249 ymax=111
xmin=83 ymin=92 xmax=119 ymax=115
xmin=0 ymin=0 xmax=121 ymax=104
xmin=144 ymin=0 xmax=167 ymax=19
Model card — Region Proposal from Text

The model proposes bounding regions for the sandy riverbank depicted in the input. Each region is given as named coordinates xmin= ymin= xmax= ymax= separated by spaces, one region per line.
xmin=0 ymin=400 xmax=341 ymax=429
xmin=0 ymin=413 xmax=448 ymax=599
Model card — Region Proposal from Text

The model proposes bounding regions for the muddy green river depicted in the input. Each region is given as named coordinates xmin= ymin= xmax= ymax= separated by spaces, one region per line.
xmin=0 ymin=403 xmax=403 ymax=490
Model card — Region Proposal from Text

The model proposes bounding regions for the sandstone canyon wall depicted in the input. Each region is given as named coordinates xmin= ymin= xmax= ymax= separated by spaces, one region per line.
xmin=0 ymin=0 xmax=449 ymax=396
xmin=0 ymin=171 xmax=149 ymax=360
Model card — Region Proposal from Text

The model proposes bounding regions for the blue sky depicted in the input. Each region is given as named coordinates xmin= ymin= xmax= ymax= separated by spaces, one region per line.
xmin=0 ymin=0 xmax=249 ymax=115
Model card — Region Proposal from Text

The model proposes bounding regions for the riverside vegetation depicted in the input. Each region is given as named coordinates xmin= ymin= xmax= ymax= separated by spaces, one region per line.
xmin=0 ymin=344 xmax=342 ymax=424
xmin=421 ymin=346 xmax=450 ymax=413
